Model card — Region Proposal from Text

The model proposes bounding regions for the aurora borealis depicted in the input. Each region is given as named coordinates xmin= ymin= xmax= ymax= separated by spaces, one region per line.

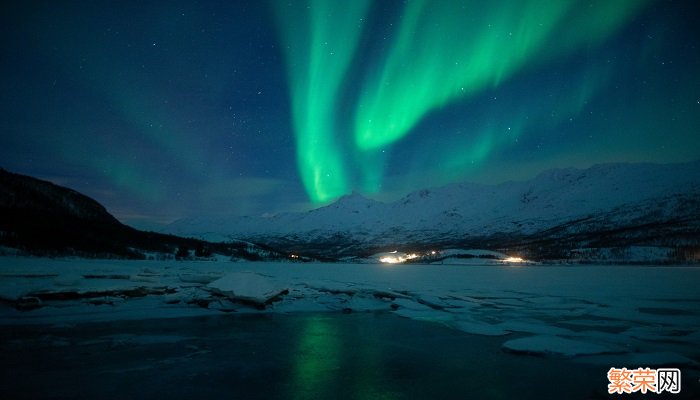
xmin=1 ymin=0 xmax=699 ymax=226
xmin=275 ymin=0 xmax=653 ymax=200
xmin=354 ymin=0 xmax=646 ymax=150
xmin=273 ymin=0 xmax=371 ymax=202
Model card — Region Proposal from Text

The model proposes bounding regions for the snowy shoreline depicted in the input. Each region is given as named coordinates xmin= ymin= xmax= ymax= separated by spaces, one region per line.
xmin=1 ymin=257 xmax=699 ymax=365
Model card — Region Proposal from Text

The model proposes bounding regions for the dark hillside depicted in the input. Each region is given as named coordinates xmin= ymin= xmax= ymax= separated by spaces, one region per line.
xmin=0 ymin=168 xmax=250 ymax=259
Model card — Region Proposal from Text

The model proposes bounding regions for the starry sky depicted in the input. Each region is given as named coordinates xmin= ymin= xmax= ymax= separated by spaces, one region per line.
xmin=1 ymin=0 xmax=699 ymax=229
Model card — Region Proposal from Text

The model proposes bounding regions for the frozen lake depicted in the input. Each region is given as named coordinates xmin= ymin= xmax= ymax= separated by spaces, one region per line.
xmin=1 ymin=258 xmax=699 ymax=398
xmin=0 ymin=312 xmax=638 ymax=399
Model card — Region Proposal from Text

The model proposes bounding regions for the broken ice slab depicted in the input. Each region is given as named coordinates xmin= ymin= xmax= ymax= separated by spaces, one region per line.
xmin=453 ymin=319 xmax=512 ymax=336
xmin=501 ymin=335 xmax=619 ymax=357
xmin=177 ymin=272 xmax=225 ymax=284
xmin=206 ymin=272 xmax=288 ymax=307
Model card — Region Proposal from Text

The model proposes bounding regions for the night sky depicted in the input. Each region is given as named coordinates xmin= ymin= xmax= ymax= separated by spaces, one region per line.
xmin=1 ymin=0 xmax=699 ymax=229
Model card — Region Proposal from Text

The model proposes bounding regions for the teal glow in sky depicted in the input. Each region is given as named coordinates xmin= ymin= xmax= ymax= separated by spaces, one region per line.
xmin=1 ymin=0 xmax=699 ymax=225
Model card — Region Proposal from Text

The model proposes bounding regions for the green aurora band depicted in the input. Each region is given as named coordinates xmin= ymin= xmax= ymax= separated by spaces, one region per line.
xmin=355 ymin=0 xmax=648 ymax=150
xmin=274 ymin=0 xmax=650 ymax=203
xmin=273 ymin=0 xmax=371 ymax=202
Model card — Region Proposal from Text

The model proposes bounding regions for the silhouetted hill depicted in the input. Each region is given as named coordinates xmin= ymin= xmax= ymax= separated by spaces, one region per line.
xmin=0 ymin=168 xmax=275 ymax=260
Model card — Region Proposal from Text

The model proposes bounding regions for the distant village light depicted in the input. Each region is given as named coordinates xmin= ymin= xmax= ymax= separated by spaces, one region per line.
xmin=380 ymin=252 xmax=420 ymax=264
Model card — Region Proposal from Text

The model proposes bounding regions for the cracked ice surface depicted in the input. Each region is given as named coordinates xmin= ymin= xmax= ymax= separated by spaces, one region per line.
xmin=1 ymin=257 xmax=699 ymax=365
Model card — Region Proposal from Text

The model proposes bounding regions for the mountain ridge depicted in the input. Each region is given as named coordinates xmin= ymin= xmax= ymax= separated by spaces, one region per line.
xmin=165 ymin=161 xmax=700 ymax=262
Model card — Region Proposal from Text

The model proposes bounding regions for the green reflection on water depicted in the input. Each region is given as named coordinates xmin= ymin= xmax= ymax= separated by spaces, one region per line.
xmin=290 ymin=316 xmax=341 ymax=399
xmin=288 ymin=315 xmax=398 ymax=400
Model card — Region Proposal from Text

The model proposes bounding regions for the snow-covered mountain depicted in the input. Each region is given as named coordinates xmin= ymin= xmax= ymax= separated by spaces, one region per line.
xmin=166 ymin=161 xmax=700 ymax=262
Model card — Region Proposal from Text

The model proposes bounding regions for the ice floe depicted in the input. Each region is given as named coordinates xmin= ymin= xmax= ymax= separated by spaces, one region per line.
xmin=501 ymin=335 xmax=615 ymax=357
xmin=206 ymin=272 xmax=288 ymax=306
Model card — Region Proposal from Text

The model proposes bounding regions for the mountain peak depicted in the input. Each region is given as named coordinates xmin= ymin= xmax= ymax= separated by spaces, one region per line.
xmin=330 ymin=191 xmax=379 ymax=208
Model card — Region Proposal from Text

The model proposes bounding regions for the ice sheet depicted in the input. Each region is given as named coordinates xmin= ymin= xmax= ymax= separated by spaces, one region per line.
xmin=1 ymin=257 xmax=698 ymax=364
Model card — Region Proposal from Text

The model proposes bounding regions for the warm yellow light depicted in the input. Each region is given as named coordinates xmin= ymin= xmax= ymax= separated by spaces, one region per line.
xmin=379 ymin=251 xmax=419 ymax=264
xmin=504 ymin=256 xmax=524 ymax=263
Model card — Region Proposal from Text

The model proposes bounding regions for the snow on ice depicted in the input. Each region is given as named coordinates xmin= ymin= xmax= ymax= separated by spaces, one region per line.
xmin=0 ymin=257 xmax=699 ymax=366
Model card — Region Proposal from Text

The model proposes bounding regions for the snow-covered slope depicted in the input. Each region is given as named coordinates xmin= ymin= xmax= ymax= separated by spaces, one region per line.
xmin=166 ymin=161 xmax=700 ymax=260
